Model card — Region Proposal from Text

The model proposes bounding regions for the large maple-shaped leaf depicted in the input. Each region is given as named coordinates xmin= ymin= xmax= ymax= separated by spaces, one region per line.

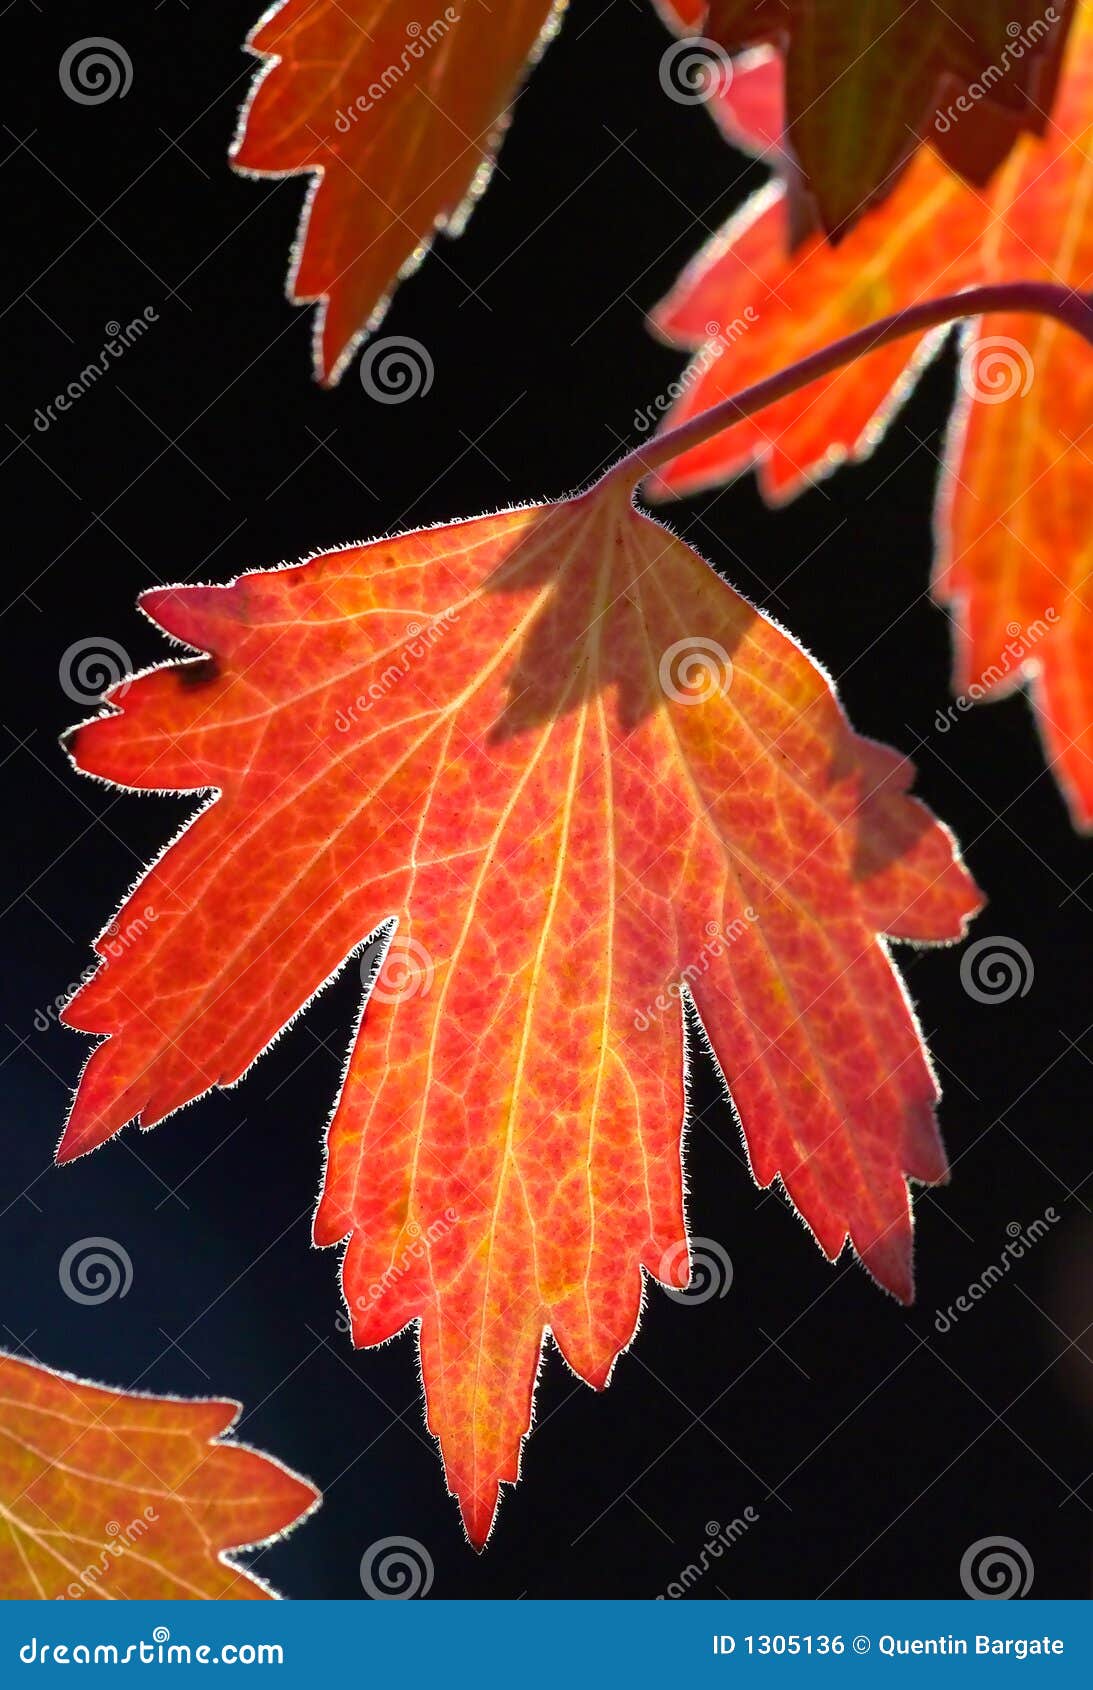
xmin=648 ymin=22 xmax=1093 ymax=830
xmin=0 ymin=1350 xmax=317 ymax=1598
xmin=58 ymin=471 xmax=979 ymax=1543
xmin=705 ymin=0 xmax=1076 ymax=234
xmin=232 ymin=0 xmax=562 ymax=383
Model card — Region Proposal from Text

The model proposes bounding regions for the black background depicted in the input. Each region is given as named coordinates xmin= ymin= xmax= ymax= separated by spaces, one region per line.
xmin=3 ymin=0 xmax=1091 ymax=1601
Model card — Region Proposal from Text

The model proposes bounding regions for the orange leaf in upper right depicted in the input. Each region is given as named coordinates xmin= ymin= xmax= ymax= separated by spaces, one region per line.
xmin=648 ymin=15 xmax=1093 ymax=830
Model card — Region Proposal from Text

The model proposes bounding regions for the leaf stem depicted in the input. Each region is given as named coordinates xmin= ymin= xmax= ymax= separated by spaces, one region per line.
xmin=611 ymin=281 xmax=1093 ymax=489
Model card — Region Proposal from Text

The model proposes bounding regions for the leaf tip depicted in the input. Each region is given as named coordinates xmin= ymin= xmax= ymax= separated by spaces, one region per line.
xmin=458 ymin=1490 xmax=499 ymax=1554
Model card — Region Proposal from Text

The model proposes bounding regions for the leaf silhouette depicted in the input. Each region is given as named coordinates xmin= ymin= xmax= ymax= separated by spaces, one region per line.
xmin=0 ymin=1350 xmax=318 ymax=1598
xmin=59 ymin=470 xmax=980 ymax=1543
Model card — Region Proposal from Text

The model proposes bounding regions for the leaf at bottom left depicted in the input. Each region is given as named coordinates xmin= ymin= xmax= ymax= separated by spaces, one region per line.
xmin=0 ymin=1349 xmax=319 ymax=1599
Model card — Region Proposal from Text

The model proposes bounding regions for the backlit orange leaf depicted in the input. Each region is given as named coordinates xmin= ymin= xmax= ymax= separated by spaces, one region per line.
xmin=232 ymin=0 xmax=562 ymax=383
xmin=648 ymin=19 xmax=1093 ymax=830
xmin=58 ymin=470 xmax=980 ymax=1544
xmin=705 ymin=1 xmax=1076 ymax=234
xmin=0 ymin=1350 xmax=318 ymax=1599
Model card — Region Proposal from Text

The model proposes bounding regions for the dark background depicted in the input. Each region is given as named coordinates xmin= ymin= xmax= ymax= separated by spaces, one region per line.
xmin=3 ymin=0 xmax=1091 ymax=1600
